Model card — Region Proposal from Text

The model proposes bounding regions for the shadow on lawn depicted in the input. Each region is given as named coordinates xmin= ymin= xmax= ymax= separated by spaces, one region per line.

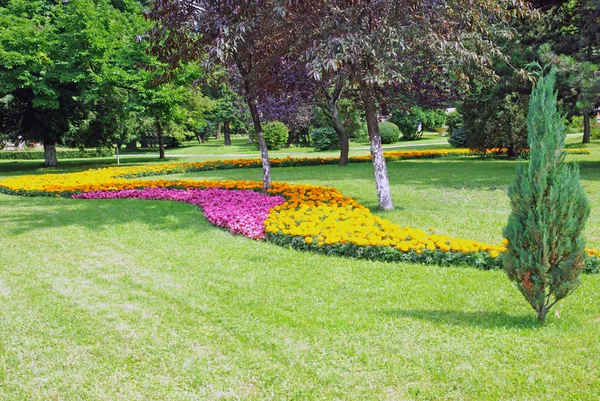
xmin=385 ymin=309 xmax=538 ymax=329
xmin=0 ymin=157 xmax=193 ymax=178
xmin=0 ymin=194 xmax=214 ymax=236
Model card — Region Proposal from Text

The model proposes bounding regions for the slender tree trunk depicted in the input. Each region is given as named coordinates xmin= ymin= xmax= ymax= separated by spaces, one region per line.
xmin=583 ymin=112 xmax=591 ymax=144
xmin=43 ymin=141 xmax=57 ymax=167
xmin=329 ymin=100 xmax=349 ymax=166
xmin=224 ymin=120 xmax=232 ymax=146
xmin=125 ymin=140 xmax=138 ymax=151
xmin=244 ymin=79 xmax=270 ymax=191
xmin=155 ymin=117 xmax=165 ymax=159
xmin=247 ymin=98 xmax=271 ymax=191
xmin=216 ymin=121 xmax=222 ymax=140
xmin=360 ymin=82 xmax=394 ymax=210
xmin=287 ymin=130 xmax=298 ymax=147
xmin=536 ymin=306 xmax=547 ymax=324
xmin=196 ymin=133 xmax=203 ymax=144
xmin=237 ymin=56 xmax=271 ymax=191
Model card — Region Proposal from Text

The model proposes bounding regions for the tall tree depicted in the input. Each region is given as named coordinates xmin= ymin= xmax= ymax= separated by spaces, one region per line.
xmin=288 ymin=1 xmax=533 ymax=210
xmin=536 ymin=0 xmax=600 ymax=143
xmin=147 ymin=1 xmax=289 ymax=191
xmin=503 ymin=68 xmax=590 ymax=323
xmin=0 ymin=0 xmax=147 ymax=166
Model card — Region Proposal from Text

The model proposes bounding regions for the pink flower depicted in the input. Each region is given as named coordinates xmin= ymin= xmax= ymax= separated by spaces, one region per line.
xmin=73 ymin=188 xmax=285 ymax=239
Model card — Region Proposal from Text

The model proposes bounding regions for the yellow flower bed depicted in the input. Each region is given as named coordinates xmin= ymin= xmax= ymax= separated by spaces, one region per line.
xmin=0 ymin=147 xmax=596 ymax=272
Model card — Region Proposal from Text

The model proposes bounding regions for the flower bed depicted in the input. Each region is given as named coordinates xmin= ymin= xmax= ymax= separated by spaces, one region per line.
xmin=73 ymin=187 xmax=285 ymax=239
xmin=0 ymin=148 xmax=589 ymax=197
xmin=1 ymin=149 xmax=598 ymax=273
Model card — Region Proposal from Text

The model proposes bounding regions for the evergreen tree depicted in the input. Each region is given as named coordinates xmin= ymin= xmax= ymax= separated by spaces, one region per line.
xmin=503 ymin=68 xmax=590 ymax=323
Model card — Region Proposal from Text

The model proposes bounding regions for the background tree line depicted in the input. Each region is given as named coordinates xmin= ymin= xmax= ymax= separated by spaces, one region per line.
xmin=1 ymin=0 xmax=598 ymax=210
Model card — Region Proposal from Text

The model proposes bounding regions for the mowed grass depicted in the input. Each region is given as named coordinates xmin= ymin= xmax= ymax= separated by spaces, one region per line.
xmin=1 ymin=136 xmax=600 ymax=400
xmin=157 ymin=134 xmax=451 ymax=157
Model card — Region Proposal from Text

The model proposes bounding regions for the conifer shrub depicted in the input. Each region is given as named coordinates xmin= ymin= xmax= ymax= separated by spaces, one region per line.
xmin=448 ymin=127 xmax=468 ymax=148
xmin=503 ymin=69 xmax=591 ymax=324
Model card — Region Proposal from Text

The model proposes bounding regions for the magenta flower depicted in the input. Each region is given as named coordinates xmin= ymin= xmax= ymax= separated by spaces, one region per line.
xmin=73 ymin=188 xmax=285 ymax=239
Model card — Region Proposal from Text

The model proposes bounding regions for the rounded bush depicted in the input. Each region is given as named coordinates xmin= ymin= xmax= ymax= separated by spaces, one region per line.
xmin=252 ymin=121 xmax=289 ymax=150
xmin=378 ymin=121 xmax=401 ymax=144
xmin=446 ymin=111 xmax=463 ymax=136
xmin=311 ymin=127 xmax=340 ymax=151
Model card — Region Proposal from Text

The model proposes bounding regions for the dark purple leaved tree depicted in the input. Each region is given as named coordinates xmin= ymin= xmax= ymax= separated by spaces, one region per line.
xmin=287 ymin=1 xmax=534 ymax=210
xmin=146 ymin=1 xmax=290 ymax=191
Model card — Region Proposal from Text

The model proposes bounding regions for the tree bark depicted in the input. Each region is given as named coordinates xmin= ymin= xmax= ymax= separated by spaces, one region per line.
xmin=246 ymin=92 xmax=271 ymax=191
xmin=583 ymin=112 xmax=591 ymax=144
xmin=360 ymin=82 xmax=394 ymax=210
xmin=216 ymin=121 xmax=222 ymax=140
xmin=155 ymin=117 xmax=165 ymax=159
xmin=224 ymin=120 xmax=232 ymax=146
xmin=536 ymin=306 xmax=547 ymax=324
xmin=238 ymin=57 xmax=271 ymax=191
xmin=318 ymin=74 xmax=350 ymax=166
xmin=125 ymin=140 xmax=138 ymax=151
xmin=329 ymin=100 xmax=349 ymax=166
xmin=43 ymin=141 xmax=58 ymax=167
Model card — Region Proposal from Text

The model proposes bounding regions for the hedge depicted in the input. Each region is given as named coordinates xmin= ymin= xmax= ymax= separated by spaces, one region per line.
xmin=0 ymin=149 xmax=114 ymax=160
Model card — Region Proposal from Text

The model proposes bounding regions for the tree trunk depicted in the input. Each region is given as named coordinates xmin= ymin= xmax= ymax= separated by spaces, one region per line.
xmin=155 ymin=117 xmax=165 ymax=159
xmin=583 ymin=112 xmax=591 ymax=144
xmin=536 ymin=306 xmax=547 ymax=324
xmin=196 ymin=133 xmax=203 ymax=144
xmin=43 ymin=141 xmax=57 ymax=167
xmin=287 ymin=130 xmax=298 ymax=147
xmin=125 ymin=140 xmax=138 ymax=151
xmin=360 ymin=82 xmax=394 ymax=210
xmin=329 ymin=99 xmax=349 ymax=166
xmin=237 ymin=56 xmax=271 ymax=191
xmin=244 ymin=81 xmax=270 ymax=191
xmin=216 ymin=121 xmax=222 ymax=140
xmin=224 ymin=120 xmax=232 ymax=146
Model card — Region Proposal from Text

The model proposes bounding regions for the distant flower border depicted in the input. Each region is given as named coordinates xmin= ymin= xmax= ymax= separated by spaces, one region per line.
xmin=1 ymin=148 xmax=597 ymax=273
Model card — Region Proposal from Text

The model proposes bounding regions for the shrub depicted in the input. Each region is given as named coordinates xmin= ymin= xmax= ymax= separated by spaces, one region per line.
xmin=503 ymin=69 xmax=590 ymax=324
xmin=392 ymin=113 xmax=422 ymax=140
xmin=353 ymin=123 xmax=368 ymax=140
xmin=591 ymin=120 xmax=600 ymax=139
xmin=422 ymin=108 xmax=447 ymax=131
xmin=251 ymin=121 xmax=289 ymax=150
xmin=446 ymin=110 xmax=463 ymax=136
xmin=0 ymin=149 xmax=113 ymax=160
xmin=448 ymin=126 xmax=468 ymax=148
xmin=311 ymin=128 xmax=340 ymax=151
xmin=462 ymin=91 xmax=528 ymax=157
xmin=566 ymin=116 xmax=583 ymax=134
xmin=378 ymin=121 xmax=400 ymax=144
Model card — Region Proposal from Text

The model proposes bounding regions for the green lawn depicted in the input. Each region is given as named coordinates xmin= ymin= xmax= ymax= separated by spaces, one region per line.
xmin=1 ymin=136 xmax=600 ymax=400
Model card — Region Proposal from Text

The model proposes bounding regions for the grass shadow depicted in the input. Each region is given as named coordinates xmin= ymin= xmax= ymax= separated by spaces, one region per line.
xmin=384 ymin=308 xmax=538 ymax=329
xmin=0 ymin=156 xmax=200 ymax=178
xmin=0 ymin=195 xmax=216 ymax=236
